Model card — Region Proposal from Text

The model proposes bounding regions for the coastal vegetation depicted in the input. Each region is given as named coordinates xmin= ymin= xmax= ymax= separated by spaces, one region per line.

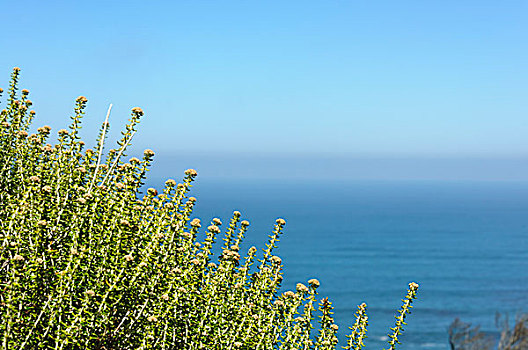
xmin=0 ymin=68 xmax=419 ymax=349
xmin=449 ymin=315 xmax=528 ymax=350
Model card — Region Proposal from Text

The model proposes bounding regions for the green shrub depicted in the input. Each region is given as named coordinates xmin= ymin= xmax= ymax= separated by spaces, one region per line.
xmin=0 ymin=68 xmax=419 ymax=349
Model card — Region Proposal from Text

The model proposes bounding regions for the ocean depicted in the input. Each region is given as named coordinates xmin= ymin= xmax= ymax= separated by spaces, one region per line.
xmin=148 ymin=178 xmax=528 ymax=349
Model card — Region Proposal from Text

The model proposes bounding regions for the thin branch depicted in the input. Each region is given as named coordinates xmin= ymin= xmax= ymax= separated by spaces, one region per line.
xmin=88 ymin=103 xmax=112 ymax=193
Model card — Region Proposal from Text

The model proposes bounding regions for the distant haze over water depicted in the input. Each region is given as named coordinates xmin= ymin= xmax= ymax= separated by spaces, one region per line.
xmin=144 ymin=151 xmax=528 ymax=182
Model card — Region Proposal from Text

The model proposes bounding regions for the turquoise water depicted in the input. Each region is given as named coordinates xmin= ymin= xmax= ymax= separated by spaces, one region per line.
xmin=150 ymin=178 xmax=528 ymax=349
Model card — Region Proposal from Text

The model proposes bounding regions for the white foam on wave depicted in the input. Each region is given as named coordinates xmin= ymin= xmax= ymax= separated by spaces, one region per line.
xmin=420 ymin=342 xmax=446 ymax=348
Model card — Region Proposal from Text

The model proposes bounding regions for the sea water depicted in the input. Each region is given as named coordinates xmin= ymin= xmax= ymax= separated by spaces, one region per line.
xmin=148 ymin=178 xmax=528 ymax=349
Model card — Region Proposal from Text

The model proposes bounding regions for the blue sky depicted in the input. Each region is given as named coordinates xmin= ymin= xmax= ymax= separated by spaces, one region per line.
xmin=1 ymin=1 xmax=528 ymax=179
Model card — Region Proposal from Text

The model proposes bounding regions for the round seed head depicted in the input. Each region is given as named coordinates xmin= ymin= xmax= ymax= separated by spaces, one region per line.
xmin=143 ymin=149 xmax=155 ymax=157
xmin=308 ymin=278 xmax=320 ymax=288
xmin=271 ymin=256 xmax=282 ymax=265
xmin=208 ymin=225 xmax=221 ymax=234
xmin=276 ymin=218 xmax=286 ymax=225
xmin=147 ymin=188 xmax=158 ymax=196
xmin=165 ymin=179 xmax=177 ymax=186
xmin=212 ymin=218 xmax=222 ymax=225
xmin=296 ymin=283 xmax=309 ymax=293
xmin=13 ymin=254 xmax=24 ymax=261
xmin=284 ymin=291 xmax=295 ymax=298
xmin=184 ymin=168 xmax=197 ymax=177
xmin=131 ymin=107 xmax=144 ymax=116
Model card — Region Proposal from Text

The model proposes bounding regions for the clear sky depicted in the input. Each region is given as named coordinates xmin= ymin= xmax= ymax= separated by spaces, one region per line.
xmin=1 ymin=0 xmax=527 ymax=180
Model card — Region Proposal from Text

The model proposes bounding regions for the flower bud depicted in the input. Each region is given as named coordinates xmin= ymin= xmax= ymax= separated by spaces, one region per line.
xmin=276 ymin=218 xmax=286 ymax=225
xmin=165 ymin=179 xmax=177 ymax=187
xmin=296 ymin=283 xmax=309 ymax=293
xmin=13 ymin=254 xmax=24 ymax=261
xmin=131 ymin=107 xmax=144 ymax=116
xmin=207 ymin=225 xmax=221 ymax=234
xmin=308 ymin=278 xmax=320 ymax=288
xmin=184 ymin=168 xmax=197 ymax=177
xmin=147 ymin=188 xmax=158 ymax=196
xmin=190 ymin=218 xmax=201 ymax=228
xmin=143 ymin=149 xmax=155 ymax=157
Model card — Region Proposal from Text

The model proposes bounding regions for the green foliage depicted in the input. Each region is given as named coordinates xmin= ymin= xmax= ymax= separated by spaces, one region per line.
xmin=0 ymin=68 xmax=419 ymax=349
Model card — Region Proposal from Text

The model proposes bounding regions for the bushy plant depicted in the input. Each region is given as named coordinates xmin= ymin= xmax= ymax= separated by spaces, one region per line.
xmin=0 ymin=68 xmax=419 ymax=349
xmin=448 ymin=314 xmax=528 ymax=350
